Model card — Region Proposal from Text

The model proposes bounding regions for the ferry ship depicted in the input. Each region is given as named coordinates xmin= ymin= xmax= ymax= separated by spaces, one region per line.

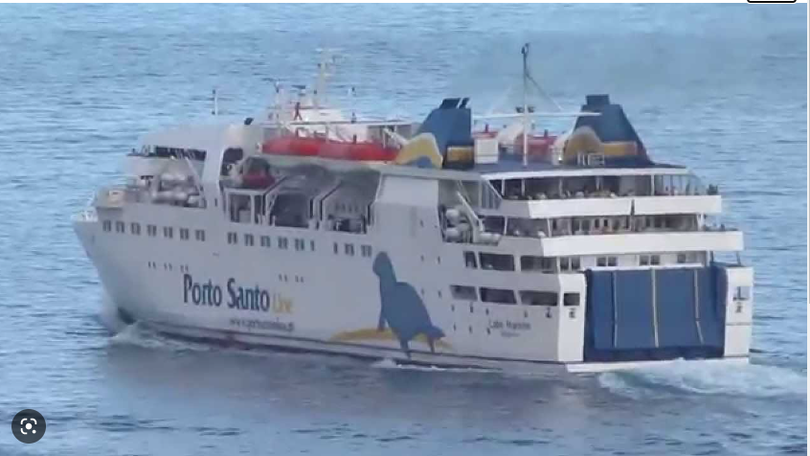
xmin=74 ymin=49 xmax=753 ymax=372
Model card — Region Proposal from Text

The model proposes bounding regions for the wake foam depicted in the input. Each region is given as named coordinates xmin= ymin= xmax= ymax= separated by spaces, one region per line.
xmin=98 ymin=292 xmax=129 ymax=334
xmin=109 ymin=322 xmax=214 ymax=353
xmin=371 ymin=357 xmax=494 ymax=374
xmin=598 ymin=360 xmax=806 ymax=400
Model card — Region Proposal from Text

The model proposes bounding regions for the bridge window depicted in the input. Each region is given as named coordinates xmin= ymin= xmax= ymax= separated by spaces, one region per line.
xmin=450 ymin=285 xmax=477 ymax=301
xmin=278 ymin=237 xmax=288 ymax=250
xmin=294 ymin=238 xmax=305 ymax=251
xmin=227 ymin=232 xmax=237 ymax=244
xmin=245 ymin=234 xmax=254 ymax=246
xmin=561 ymin=256 xmax=582 ymax=271
xmin=345 ymin=243 xmax=355 ymax=256
xmin=480 ymin=287 xmax=517 ymax=305
xmin=260 ymin=235 xmax=271 ymax=247
xmin=150 ymin=146 xmax=207 ymax=161
xmin=563 ymin=293 xmax=580 ymax=306
xmin=180 ymin=228 xmax=189 ymax=240
xmin=597 ymin=257 xmax=607 ymax=267
xmin=102 ymin=220 xmax=112 ymax=232
xmin=639 ymin=255 xmax=649 ymax=266
xmin=310 ymin=240 xmax=316 ymax=251
xmin=479 ymin=253 xmax=514 ymax=271
xmin=463 ymin=251 xmax=477 ymax=269
xmin=195 ymin=229 xmax=206 ymax=242
xmin=650 ymin=255 xmax=661 ymax=265
xmin=131 ymin=222 xmax=141 ymax=235
xmin=115 ymin=221 xmax=125 ymax=233
xmin=482 ymin=216 xmax=505 ymax=234
xmin=163 ymin=227 xmax=173 ymax=239
xmin=361 ymin=245 xmax=372 ymax=257
xmin=519 ymin=290 xmax=557 ymax=306
xmin=597 ymin=256 xmax=618 ymax=267
xmin=333 ymin=242 xmax=339 ymax=255
xmin=521 ymin=255 xmax=554 ymax=272
xmin=147 ymin=225 xmax=157 ymax=237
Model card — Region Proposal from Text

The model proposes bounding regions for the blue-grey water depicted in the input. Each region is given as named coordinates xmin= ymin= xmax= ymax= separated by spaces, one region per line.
xmin=0 ymin=4 xmax=806 ymax=455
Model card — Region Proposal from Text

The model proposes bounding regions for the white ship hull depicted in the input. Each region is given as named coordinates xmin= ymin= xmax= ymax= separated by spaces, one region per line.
xmin=74 ymin=196 xmax=752 ymax=373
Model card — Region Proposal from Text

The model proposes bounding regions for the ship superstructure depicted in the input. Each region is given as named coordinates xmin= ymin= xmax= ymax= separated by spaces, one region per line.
xmin=74 ymin=51 xmax=753 ymax=372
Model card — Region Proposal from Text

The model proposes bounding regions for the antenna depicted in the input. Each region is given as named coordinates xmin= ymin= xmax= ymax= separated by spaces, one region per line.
xmin=350 ymin=85 xmax=356 ymax=123
xmin=314 ymin=48 xmax=338 ymax=108
xmin=212 ymin=88 xmax=219 ymax=116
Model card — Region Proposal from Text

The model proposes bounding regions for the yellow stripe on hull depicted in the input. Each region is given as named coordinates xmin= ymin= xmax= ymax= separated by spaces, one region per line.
xmin=330 ymin=327 xmax=451 ymax=349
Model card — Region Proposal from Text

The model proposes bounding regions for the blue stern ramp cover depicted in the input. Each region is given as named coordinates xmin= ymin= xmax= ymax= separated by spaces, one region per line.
xmin=584 ymin=267 xmax=727 ymax=362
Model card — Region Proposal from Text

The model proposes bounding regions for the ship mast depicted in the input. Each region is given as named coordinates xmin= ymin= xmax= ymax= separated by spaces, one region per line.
xmin=521 ymin=43 xmax=530 ymax=168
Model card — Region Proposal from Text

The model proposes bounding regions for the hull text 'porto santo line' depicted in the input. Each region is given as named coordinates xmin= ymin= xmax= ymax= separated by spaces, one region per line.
xmin=74 ymin=47 xmax=754 ymax=373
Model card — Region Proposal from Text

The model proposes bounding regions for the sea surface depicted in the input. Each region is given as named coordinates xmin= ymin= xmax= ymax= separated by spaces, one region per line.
xmin=0 ymin=4 xmax=806 ymax=455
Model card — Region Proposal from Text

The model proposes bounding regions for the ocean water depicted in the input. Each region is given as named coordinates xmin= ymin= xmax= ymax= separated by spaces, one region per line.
xmin=0 ymin=4 xmax=806 ymax=455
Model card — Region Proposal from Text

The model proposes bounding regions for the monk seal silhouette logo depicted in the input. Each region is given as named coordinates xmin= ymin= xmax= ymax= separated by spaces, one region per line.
xmin=372 ymin=251 xmax=445 ymax=357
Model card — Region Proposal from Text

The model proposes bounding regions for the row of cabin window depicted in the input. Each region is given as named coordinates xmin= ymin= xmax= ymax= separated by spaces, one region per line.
xmin=639 ymin=253 xmax=699 ymax=265
xmin=333 ymin=242 xmax=373 ymax=258
xmin=226 ymin=232 xmax=315 ymax=252
xmin=450 ymin=285 xmax=579 ymax=306
xmin=489 ymin=215 xmax=691 ymax=236
xmin=464 ymin=252 xmax=581 ymax=272
xmin=465 ymin=251 xmax=701 ymax=272
xmin=570 ymin=216 xmax=676 ymax=232
xmin=103 ymin=220 xmax=206 ymax=241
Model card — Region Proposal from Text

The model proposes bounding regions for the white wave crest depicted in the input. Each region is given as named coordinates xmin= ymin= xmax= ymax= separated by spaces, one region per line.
xmin=599 ymin=359 xmax=807 ymax=400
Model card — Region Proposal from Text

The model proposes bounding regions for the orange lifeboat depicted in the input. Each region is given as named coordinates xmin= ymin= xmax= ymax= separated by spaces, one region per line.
xmin=514 ymin=133 xmax=558 ymax=160
xmin=261 ymin=136 xmax=398 ymax=162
